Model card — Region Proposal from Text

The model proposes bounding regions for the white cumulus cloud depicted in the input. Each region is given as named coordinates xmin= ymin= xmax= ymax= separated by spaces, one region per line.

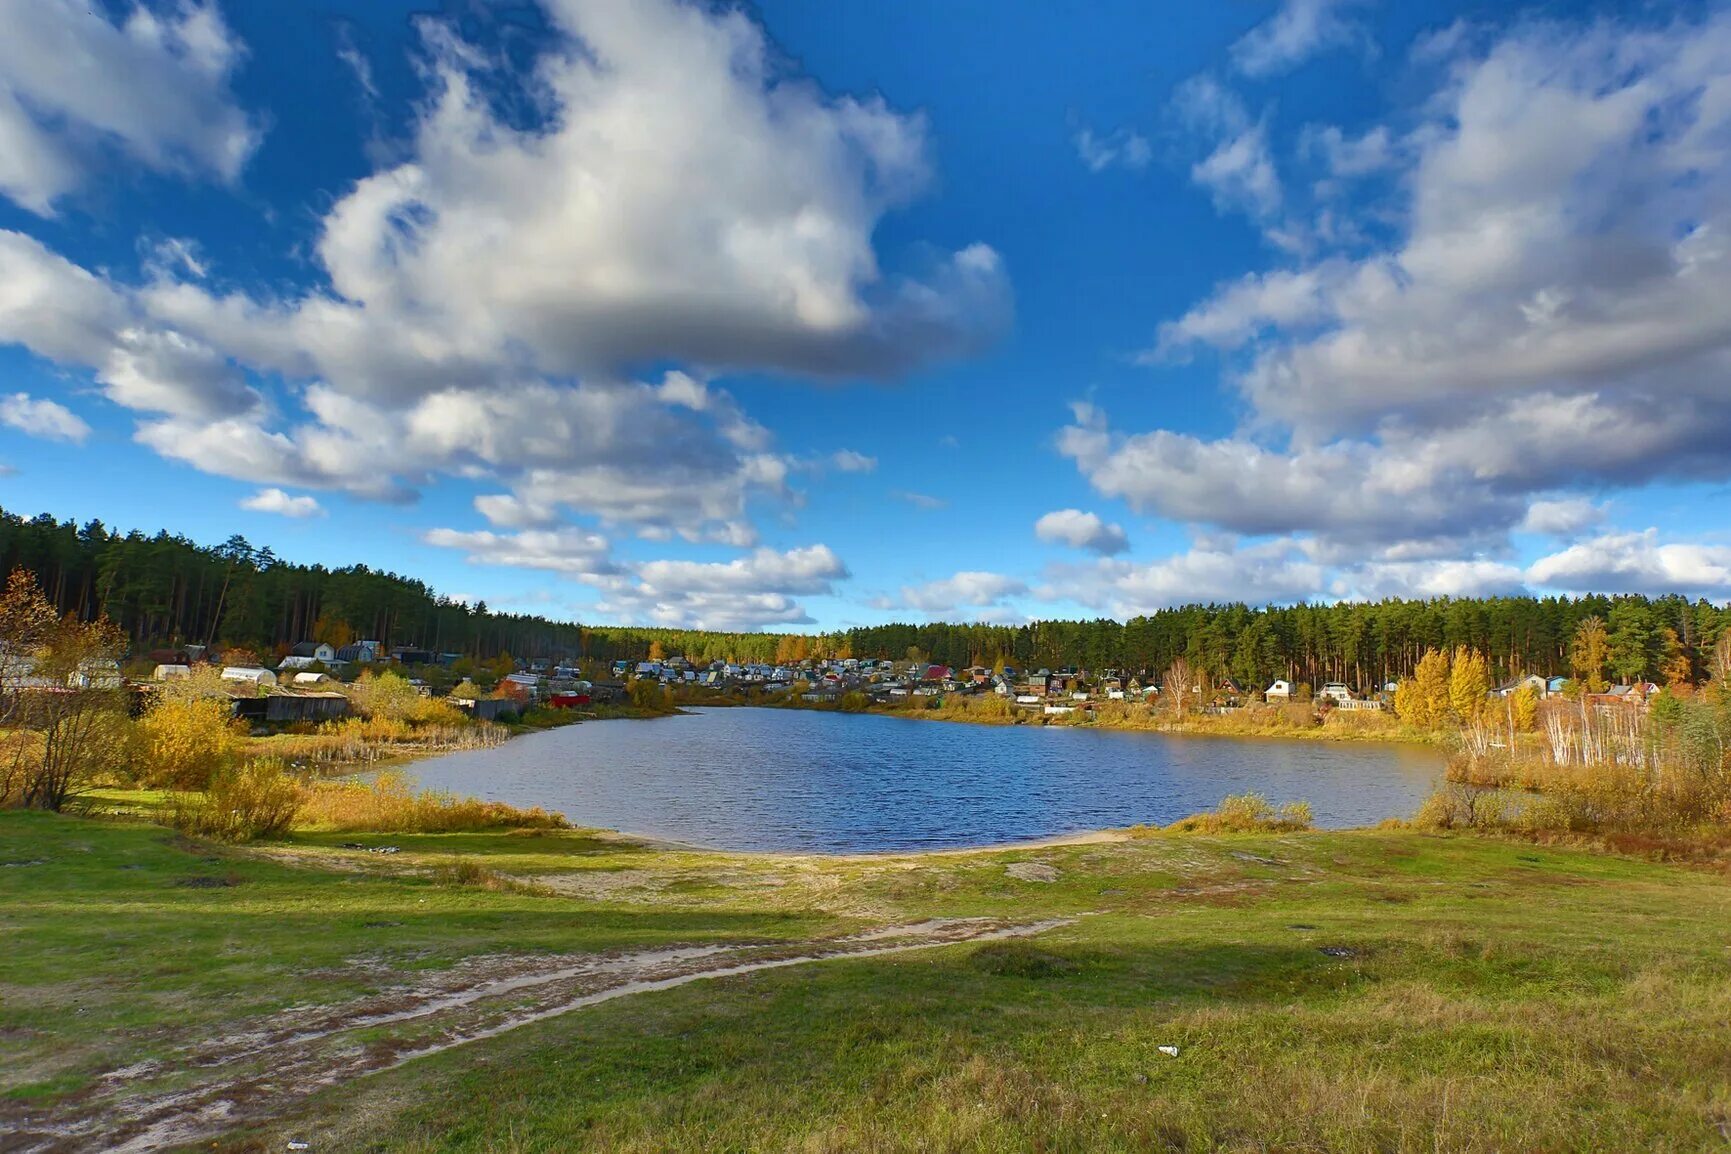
xmin=0 ymin=0 xmax=260 ymax=215
xmin=239 ymin=488 xmax=323 ymax=519
xmin=0 ymin=393 xmax=90 ymax=443
xmin=900 ymin=571 xmax=1028 ymax=616
xmin=1071 ymin=11 xmax=1731 ymax=596
xmin=1034 ymin=509 xmax=1130 ymax=556
xmin=1528 ymin=531 xmax=1731 ymax=599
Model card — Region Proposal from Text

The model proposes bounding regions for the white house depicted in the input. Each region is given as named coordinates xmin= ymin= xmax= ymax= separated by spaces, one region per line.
xmin=221 ymin=666 xmax=278 ymax=688
xmin=1319 ymin=682 xmax=1354 ymax=704
xmin=1265 ymin=679 xmax=1292 ymax=701
xmin=1494 ymin=673 xmax=1548 ymax=699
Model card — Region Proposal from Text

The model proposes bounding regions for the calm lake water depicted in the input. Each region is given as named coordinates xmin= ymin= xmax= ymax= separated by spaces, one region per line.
xmin=397 ymin=707 xmax=1444 ymax=853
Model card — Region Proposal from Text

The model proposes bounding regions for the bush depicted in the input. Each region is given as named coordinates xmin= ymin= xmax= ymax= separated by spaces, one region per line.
xmin=345 ymin=670 xmax=462 ymax=725
xmin=628 ymin=678 xmax=672 ymax=713
xmin=172 ymin=758 xmax=307 ymax=842
xmin=1164 ymin=792 xmax=1314 ymax=834
xmin=133 ymin=698 xmax=245 ymax=789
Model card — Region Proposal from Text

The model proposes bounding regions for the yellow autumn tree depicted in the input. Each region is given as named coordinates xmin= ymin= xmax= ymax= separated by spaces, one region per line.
xmin=1410 ymin=647 xmax=1452 ymax=729
xmin=647 ymin=640 xmax=666 ymax=661
xmin=1570 ymin=616 xmax=1609 ymax=694
xmin=1393 ymin=678 xmax=1423 ymax=726
xmin=134 ymin=697 xmax=245 ymax=789
xmin=312 ymin=613 xmax=356 ymax=649
xmin=1510 ymin=683 xmax=1540 ymax=732
xmin=1658 ymin=627 xmax=1692 ymax=687
xmin=1448 ymin=647 xmax=1490 ymax=723
xmin=347 ymin=670 xmax=434 ymax=724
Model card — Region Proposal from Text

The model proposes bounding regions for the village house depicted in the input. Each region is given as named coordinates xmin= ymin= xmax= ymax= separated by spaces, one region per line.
xmin=1494 ymin=673 xmax=1549 ymax=699
xmin=1587 ymin=682 xmax=1662 ymax=712
xmin=335 ymin=640 xmax=382 ymax=664
xmin=1265 ymin=679 xmax=1292 ymax=701
xmin=278 ymin=642 xmax=337 ymax=671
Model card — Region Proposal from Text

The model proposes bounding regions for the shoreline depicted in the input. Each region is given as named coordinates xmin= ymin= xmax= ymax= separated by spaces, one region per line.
xmin=670 ymin=694 xmax=1442 ymax=747
xmin=586 ymin=823 xmax=1140 ymax=861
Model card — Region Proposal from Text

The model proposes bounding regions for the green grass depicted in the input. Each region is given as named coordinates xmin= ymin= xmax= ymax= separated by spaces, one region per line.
xmin=3 ymin=806 xmax=1730 ymax=1151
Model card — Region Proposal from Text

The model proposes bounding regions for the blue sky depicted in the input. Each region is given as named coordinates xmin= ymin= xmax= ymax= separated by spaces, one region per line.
xmin=1 ymin=0 xmax=1729 ymax=630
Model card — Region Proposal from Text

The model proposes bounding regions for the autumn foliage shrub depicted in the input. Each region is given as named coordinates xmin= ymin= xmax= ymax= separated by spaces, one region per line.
xmin=345 ymin=670 xmax=463 ymax=725
xmin=171 ymin=758 xmax=307 ymax=842
xmin=132 ymin=698 xmax=246 ymax=789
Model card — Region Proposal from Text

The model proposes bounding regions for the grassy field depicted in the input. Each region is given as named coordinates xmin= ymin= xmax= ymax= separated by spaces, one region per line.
xmin=3 ymin=806 xmax=1731 ymax=1151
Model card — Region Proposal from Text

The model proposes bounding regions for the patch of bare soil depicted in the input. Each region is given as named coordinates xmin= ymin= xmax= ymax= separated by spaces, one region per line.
xmin=1 ymin=917 xmax=1074 ymax=1154
xmin=1005 ymin=862 xmax=1061 ymax=883
xmin=533 ymin=868 xmax=671 ymax=900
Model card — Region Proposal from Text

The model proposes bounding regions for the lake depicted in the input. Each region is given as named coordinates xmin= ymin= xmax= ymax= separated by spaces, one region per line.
xmin=397 ymin=707 xmax=1444 ymax=853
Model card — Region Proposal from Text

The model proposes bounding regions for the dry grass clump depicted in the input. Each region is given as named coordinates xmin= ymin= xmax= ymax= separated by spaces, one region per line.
xmin=430 ymin=855 xmax=550 ymax=893
xmin=170 ymin=758 xmax=306 ymax=842
xmin=298 ymin=769 xmax=567 ymax=832
xmin=251 ymin=717 xmax=509 ymax=768
xmin=1318 ymin=707 xmax=1405 ymax=737
xmin=1162 ymin=792 xmax=1315 ymax=834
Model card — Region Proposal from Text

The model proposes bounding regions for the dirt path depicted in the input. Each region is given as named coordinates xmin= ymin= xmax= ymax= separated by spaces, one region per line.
xmin=5 ymin=916 xmax=1072 ymax=1153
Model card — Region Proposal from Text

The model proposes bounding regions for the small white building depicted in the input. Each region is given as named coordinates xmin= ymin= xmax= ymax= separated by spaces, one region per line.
xmin=1265 ymin=679 xmax=1292 ymax=701
xmin=221 ymin=666 xmax=278 ymax=688
xmin=154 ymin=663 xmax=192 ymax=681
xmin=1494 ymin=673 xmax=1549 ymax=699
xmin=285 ymin=642 xmax=337 ymax=665
xmin=1319 ymin=682 xmax=1354 ymax=704
xmin=69 ymin=659 xmax=123 ymax=689
xmin=292 ymin=671 xmax=335 ymax=686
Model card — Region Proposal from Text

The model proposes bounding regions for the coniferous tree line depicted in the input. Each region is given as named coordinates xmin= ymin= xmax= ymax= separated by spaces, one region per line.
xmin=1 ymin=507 xmax=1726 ymax=689
xmin=0 ymin=509 xmax=583 ymax=659
xmin=842 ymin=599 xmax=1731 ymax=691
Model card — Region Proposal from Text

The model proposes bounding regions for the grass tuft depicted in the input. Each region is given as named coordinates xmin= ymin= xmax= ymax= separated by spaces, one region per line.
xmin=968 ymin=940 xmax=1075 ymax=979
